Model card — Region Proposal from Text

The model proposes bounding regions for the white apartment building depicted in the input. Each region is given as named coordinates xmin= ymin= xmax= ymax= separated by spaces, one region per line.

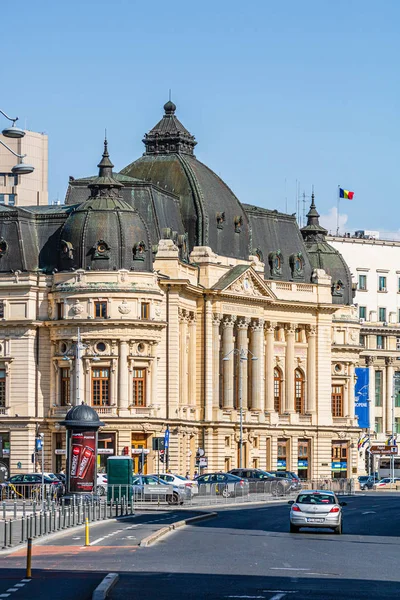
xmin=329 ymin=234 xmax=400 ymax=473
xmin=0 ymin=130 xmax=48 ymax=206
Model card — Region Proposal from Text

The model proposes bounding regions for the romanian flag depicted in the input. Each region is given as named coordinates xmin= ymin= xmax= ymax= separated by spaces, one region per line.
xmin=339 ymin=188 xmax=354 ymax=200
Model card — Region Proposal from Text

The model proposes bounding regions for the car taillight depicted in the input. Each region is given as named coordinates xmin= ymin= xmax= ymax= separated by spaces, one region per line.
xmin=292 ymin=504 xmax=301 ymax=512
xmin=239 ymin=480 xmax=244 ymax=487
xmin=185 ymin=483 xmax=192 ymax=487
xmin=329 ymin=506 xmax=340 ymax=513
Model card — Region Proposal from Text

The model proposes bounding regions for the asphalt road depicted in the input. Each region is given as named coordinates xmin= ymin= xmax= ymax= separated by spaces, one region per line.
xmin=1 ymin=495 xmax=400 ymax=600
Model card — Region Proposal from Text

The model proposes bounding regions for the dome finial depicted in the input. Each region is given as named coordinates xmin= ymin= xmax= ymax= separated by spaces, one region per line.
xmin=97 ymin=135 xmax=114 ymax=176
xmin=164 ymin=98 xmax=176 ymax=115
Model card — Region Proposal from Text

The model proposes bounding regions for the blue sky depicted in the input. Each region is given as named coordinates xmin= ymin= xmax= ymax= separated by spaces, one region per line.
xmin=2 ymin=0 xmax=399 ymax=235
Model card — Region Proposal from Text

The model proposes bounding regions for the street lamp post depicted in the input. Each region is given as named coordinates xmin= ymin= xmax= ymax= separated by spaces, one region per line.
xmin=63 ymin=328 xmax=100 ymax=406
xmin=0 ymin=108 xmax=35 ymax=175
xmin=223 ymin=348 xmax=257 ymax=468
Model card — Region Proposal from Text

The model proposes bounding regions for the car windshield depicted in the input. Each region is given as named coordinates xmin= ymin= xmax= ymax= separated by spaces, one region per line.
xmin=297 ymin=493 xmax=336 ymax=504
xmin=254 ymin=471 xmax=274 ymax=479
xmin=174 ymin=475 xmax=187 ymax=481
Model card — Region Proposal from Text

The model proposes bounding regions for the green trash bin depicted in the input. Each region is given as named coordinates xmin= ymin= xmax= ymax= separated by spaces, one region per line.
xmin=107 ymin=457 xmax=133 ymax=502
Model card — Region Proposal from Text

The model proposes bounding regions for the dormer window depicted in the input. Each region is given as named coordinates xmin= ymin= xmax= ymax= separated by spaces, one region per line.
xmin=93 ymin=240 xmax=111 ymax=260
xmin=133 ymin=241 xmax=146 ymax=261
xmin=268 ymin=251 xmax=283 ymax=278
xmin=289 ymin=252 xmax=304 ymax=280
xmin=234 ymin=216 xmax=243 ymax=233
xmin=0 ymin=238 xmax=8 ymax=257
xmin=216 ymin=212 xmax=225 ymax=230
xmin=332 ymin=279 xmax=344 ymax=297
xmin=60 ymin=240 xmax=73 ymax=260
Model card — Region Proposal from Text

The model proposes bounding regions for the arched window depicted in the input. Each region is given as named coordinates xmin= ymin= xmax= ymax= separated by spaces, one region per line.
xmin=295 ymin=369 xmax=305 ymax=414
xmin=274 ymin=368 xmax=283 ymax=413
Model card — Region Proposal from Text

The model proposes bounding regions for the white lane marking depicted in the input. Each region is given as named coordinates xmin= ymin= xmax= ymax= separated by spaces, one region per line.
xmin=270 ymin=568 xmax=308 ymax=571
xmin=89 ymin=536 xmax=106 ymax=546
xmin=263 ymin=593 xmax=296 ymax=595
xmin=362 ymin=511 xmax=376 ymax=515
xmin=72 ymin=537 xmax=82 ymax=540
xmin=225 ymin=597 xmax=265 ymax=599
xmin=13 ymin=585 xmax=25 ymax=588
xmin=6 ymin=590 xmax=18 ymax=593
xmin=0 ymin=594 xmax=11 ymax=598
xmin=270 ymin=595 xmax=287 ymax=600
xmin=21 ymin=580 xmax=31 ymax=583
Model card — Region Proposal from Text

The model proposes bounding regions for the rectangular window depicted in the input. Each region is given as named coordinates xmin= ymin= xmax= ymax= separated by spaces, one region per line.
xmin=395 ymin=418 xmax=400 ymax=434
xmin=359 ymin=306 xmax=366 ymax=319
xmin=378 ymin=307 xmax=386 ymax=322
xmin=132 ymin=369 xmax=146 ymax=406
xmin=0 ymin=195 xmax=4 ymax=205
xmin=140 ymin=302 xmax=150 ymax=320
xmin=359 ymin=334 xmax=366 ymax=346
xmin=295 ymin=328 xmax=302 ymax=343
xmin=0 ymin=369 xmax=5 ymax=407
xmin=375 ymin=371 xmax=383 ymax=406
xmin=92 ymin=368 xmax=110 ymax=406
xmin=378 ymin=276 xmax=387 ymax=292
xmin=0 ymin=302 xmax=4 ymax=319
xmin=8 ymin=174 xmax=17 ymax=186
xmin=8 ymin=194 xmax=15 ymax=206
xmin=395 ymin=376 xmax=400 ymax=408
xmin=95 ymin=301 xmax=107 ymax=319
xmin=375 ymin=417 xmax=382 ymax=433
xmin=397 ymin=338 xmax=400 ymax=351
xmin=376 ymin=335 xmax=384 ymax=350
xmin=398 ymin=309 xmax=400 ymax=323
xmin=57 ymin=302 xmax=64 ymax=320
xmin=60 ymin=368 xmax=70 ymax=406
xmin=331 ymin=385 xmax=344 ymax=417
xmin=358 ymin=274 xmax=367 ymax=290
xmin=398 ymin=278 xmax=400 ymax=293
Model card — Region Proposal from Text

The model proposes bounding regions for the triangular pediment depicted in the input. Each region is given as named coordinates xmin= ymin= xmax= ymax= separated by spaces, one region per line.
xmin=212 ymin=265 xmax=276 ymax=300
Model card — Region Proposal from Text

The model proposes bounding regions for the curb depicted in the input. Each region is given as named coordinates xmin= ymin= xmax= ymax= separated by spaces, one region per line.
xmin=92 ymin=573 xmax=119 ymax=600
xmin=139 ymin=511 xmax=217 ymax=547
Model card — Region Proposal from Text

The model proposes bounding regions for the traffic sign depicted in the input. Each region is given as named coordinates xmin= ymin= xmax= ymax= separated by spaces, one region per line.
xmin=369 ymin=445 xmax=398 ymax=455
xmin=164 ymin=428 xmax=170 ymax=449
xmin=152 ymin=437 xmax=165 ymax=451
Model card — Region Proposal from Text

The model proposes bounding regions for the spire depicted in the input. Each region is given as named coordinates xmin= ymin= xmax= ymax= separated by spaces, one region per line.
xmin=88 ymin=139 xmax=123 ymax=196
xmin=300 ymin=191 xmax=327 ymax=241
xmin=142 ymin=100 xmax=197 ymax=156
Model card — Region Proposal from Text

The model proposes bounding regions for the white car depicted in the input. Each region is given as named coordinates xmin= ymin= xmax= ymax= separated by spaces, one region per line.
xmin=156 ymin=473 xmax=198 ymax=495
xmin=374 ymin=477 xmax=400 ymax=489
xmin=97 ymin=472 xmax=108 ymax=495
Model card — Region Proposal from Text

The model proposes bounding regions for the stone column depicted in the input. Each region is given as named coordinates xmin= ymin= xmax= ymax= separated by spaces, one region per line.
xmin=118 ymin=341 xmax=129 ymax=411
xmin=366 ymin=356 xmax=375 ymax=432
xmin=306 ymin=325 xmax=317 ymax=413
xmin=250 ymin=319 xmax=265 ymax=410
xmin=348 ymin=363 xmax=355 ymax=419
xmin=265 ymin=322 xmax=275 ymax=412
xmin=222 ymin=315 xmax=236 ymax=408
xmin=204 ymin=299 xmax=213 ymax=421
xmin=236 ymin=318 xmax=250 ymax=409
xmin=188 ymin=313 xmax=197 ymax=405
xmin=285 ymin=325 xmax=296 ymax=412
xmin=385 ymin=357 xmax=394 ymax=433
xmin=212 ymin=314 xmax=222 ymax=410
xmin=179 ymin=309 xmax=189 ymax=406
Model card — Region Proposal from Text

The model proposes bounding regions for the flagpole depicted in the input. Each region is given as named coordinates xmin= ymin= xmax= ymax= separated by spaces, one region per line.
xmin=336 ymin=185 xmax=340 ymax=235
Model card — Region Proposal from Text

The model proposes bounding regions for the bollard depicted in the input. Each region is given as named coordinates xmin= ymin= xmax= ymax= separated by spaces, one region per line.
xmin=39 ymin=513 xmax=43 ymax=537
xmin=13 ymin=502 xmax=17 ymax=520
xmin=2 ymin=501 xmax=5 ymax=520
xmin=21 ymin=517 xmax=25 ymax=544
xmin=3 ymin=520 xmax=8 ymax=549
xmin=9 ymin=520 xmax=13 ymax=547
xmin=22 ymin=501 xmax=26 ymax=518
xmin=26 ymin=538 xmax=32 ymax=578
xmin=33 ymin=500 xmax=37 ymax=515
xmin=85 ymin=517 xmax=90 ymax=546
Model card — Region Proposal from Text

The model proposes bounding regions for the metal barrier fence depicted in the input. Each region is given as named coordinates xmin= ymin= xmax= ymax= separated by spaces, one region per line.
xmin=1 ymin=483 xmax=63 ymax=503
xmin=1 ymin=494 xmax=134 ymax=549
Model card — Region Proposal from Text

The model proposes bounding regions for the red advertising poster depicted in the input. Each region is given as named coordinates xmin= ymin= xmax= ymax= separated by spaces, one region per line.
xmin=69 ymin=430 xmax=96 ymax=493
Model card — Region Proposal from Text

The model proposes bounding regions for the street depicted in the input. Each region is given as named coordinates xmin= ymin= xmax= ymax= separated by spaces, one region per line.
xmin=1 ymin=495 xmax=400 ymax=599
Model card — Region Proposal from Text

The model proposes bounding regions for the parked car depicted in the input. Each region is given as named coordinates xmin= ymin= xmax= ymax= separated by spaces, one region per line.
xmin=132 ymin=475 xmax=191 ymax=505
xmin=196 ymin=473 xmax=249 ymax=498
xmin=157 ymin=473 xmax=198 ymax=495
xmin=358 ymin=475 xmax=377 ymax=490
xmin=269 ymin=471 xmax=302 ymax=491
xmin=7 ymin=474 xmax=64 ymax=499
xmin=97 ymin=473 xmax=108 ymax=496
xmin=373 ymin=477 xmax=400 ymax=489
xmin=55 ymin=473 xmax=66 ymax=485
xmin=229 ymin=468 xmax=290 ymax=496
xmin=289 ymin=490 xmax=346 ymax=534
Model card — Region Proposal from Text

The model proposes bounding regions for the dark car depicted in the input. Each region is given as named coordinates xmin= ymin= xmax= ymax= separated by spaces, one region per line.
xmin=269 ymin=471 xmax=302 ymax=491
xmin=7 ymin=474 xmax=64 ymax=499
xmin=229 ymin=468 xmax=290 ymax=496
xmin=196 ymin=473 xmax=249 ymax=498
xmin=358 ymin=475 xmax=377 ymax=490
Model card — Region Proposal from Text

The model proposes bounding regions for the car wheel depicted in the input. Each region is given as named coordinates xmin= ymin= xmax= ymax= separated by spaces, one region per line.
xmin=360 ymin=485 xmax=365 ymax=491
xmin=97 ymin=485 xmax=106 ymax=497
xmin=290 ymin=523 xmax=299 ymax=533
xmin=333 ymin=522 xmax=342 ymax=535
xmin=168 ymin=493 xmax=179 ymax=505
xmin=222 ymin=488 xmax=231 ymax=498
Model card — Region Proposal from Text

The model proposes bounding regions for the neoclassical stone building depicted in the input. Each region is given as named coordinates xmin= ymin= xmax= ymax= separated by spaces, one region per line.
xmin=0 ymin=102 xmax=361 ymax=481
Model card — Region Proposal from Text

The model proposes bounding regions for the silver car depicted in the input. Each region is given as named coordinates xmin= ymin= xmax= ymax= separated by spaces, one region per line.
xmin=289 ymin=490 xmax=346 ymax=534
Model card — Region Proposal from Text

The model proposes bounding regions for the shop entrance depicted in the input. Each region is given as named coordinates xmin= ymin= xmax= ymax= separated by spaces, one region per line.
xmin=298 ymin=439 xmax=310 ymax=479
xmin=0 ymin=433 xmax=10 ymax=482
xmin=332 ymin=441 xmax=348 ymax=479
xmin=98 ymin=433 xmax=116 ymax=473
xmin=132 ymin=433 xmax=148 ymax=474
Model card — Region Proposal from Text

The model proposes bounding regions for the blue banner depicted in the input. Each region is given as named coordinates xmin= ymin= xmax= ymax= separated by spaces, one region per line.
xmin=277 ymin=459 xmax=286 ymax=469
xmin=355 ymin=367 xmax=370 ymax=429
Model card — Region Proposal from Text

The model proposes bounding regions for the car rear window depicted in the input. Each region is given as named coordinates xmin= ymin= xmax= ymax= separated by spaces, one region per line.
xmin=297 ymin=493 xmax=335 ymax=504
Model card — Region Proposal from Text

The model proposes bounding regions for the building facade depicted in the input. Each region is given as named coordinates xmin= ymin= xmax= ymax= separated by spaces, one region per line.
xmin=329 ymin=234 xmax=400 ymax=473
xmin=0 ymin=103 xmax=361 ymax=482
xmin=0 ymin=130 xmax=48 ymax=206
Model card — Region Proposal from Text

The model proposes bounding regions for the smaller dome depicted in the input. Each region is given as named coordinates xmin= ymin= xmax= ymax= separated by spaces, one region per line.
xmin=164 ymin=100 xmax=176 ymax=115
xmin=60 ymin=403 xmax=105 ymax=428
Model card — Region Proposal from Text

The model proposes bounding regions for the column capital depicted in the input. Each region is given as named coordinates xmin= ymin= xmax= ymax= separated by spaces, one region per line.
xmin=285 ymin=323 xmax=297 ymax=335
xmin=385 ymin=356 xmax=395 ymax=366
xmin=212 ymin=312 xmax=223 ymax=326
xmin=178 ymin=308 xmax=190 ymax=323
xmin=365 ymin=355 xmax=375 ymax=367
xmin=307 ymin=324 xmax=317 ymax=336
xmin=266 ymin=321 xmax=277 ymax=334
xmin=187 ymin=311 xmax=197 ymax=324
xmin=237 ymin=317 xmax=251 ymax=329
xmin=250 ymin=318 xmax=265 ymax=331
xmin=222 ymin=314 xmax=237 ymax=328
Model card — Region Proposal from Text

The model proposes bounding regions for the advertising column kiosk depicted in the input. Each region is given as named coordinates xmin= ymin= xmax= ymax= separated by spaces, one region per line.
xmin=60 ymin=403 xmax=104 ymax=499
